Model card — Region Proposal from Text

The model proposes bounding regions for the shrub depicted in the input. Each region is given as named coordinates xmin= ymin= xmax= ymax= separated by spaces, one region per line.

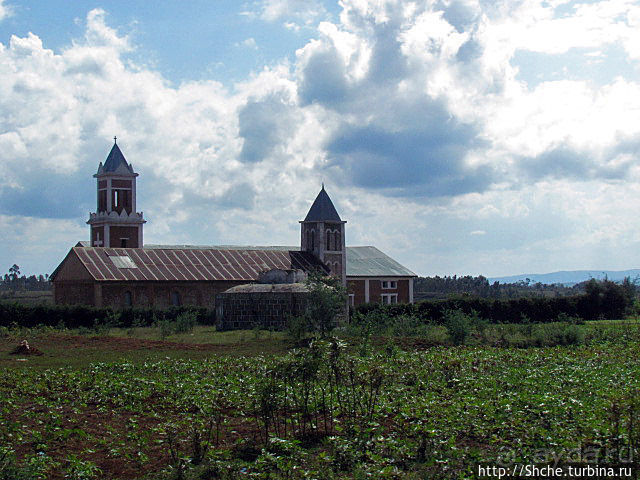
xmin=286 ymin=315 xmax=308 ymax=342
xmin=304 ymin=272 xmax=347 ymax=337
xmin=174 ymin=311 xmax=197 ymax=334
xmin=444 ymin=309 xmax=471 ymax=345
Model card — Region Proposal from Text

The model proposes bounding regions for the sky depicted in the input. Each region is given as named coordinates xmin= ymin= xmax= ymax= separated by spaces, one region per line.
xmin=1 ymin=0 xmax=640 ymax=278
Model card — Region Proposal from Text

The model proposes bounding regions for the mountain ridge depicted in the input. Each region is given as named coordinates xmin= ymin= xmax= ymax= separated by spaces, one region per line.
xmin=487 ymin=269 xmax=640 ymax=286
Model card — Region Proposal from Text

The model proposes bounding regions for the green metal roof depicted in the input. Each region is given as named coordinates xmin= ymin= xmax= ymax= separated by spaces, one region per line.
xmin=345 ymin=246 xmax=416 ymax=277
xmin=144 ymin=244 xmax=416 ymax=277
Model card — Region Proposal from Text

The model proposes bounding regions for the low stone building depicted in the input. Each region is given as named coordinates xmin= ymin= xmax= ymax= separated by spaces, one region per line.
xmin=215 ymin=283 xmax=309 ymax=330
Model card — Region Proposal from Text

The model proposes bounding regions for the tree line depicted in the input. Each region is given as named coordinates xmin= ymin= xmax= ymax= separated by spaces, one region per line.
xmin=414 ymin=274 xmax=638 ymax=300
xmin=1 ymin=264 xmax=51 ymax=292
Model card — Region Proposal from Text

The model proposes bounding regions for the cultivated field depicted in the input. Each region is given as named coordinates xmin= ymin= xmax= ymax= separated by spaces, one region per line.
xmin=1 ymin=322 xmax=639 ymax=479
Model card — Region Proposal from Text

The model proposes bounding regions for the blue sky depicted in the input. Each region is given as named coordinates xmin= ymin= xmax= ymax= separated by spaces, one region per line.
xmin=1 ymin=0 xmax=640 ymax=278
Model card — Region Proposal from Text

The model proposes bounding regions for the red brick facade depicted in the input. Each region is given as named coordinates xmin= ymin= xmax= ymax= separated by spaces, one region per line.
xmin=347 ymin=278 xmax=413 ymax=306
xmin=55 ymin=279 xmax=244 ymax=308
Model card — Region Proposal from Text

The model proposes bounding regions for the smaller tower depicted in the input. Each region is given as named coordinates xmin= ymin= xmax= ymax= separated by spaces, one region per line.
xmin=300 ymin=185 xmax=347 ymax=286
xmin=87 ymin=139 xmax=145 ymax=248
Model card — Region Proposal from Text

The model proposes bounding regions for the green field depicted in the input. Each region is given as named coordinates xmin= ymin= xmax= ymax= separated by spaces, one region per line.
xmin=1 ymin=322 xmax=638 ymax=479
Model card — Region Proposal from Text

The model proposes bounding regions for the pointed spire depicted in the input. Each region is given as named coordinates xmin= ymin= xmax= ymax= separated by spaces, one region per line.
xmin=101 ymin=140 xmax=135 ymax=174
xmin=304 ymin=185 xmax=342 ymax=222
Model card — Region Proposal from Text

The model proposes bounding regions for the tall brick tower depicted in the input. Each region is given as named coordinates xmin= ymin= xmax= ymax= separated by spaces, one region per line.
xmin=87 ymin=138 xmax=145 ymax=248
xmin=300 ymin=185 xmax=347 ymax=286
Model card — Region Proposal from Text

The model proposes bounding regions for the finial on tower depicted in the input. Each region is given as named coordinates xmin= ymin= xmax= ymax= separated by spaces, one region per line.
xmin=113 ymin=136 xmax=117 ymax=144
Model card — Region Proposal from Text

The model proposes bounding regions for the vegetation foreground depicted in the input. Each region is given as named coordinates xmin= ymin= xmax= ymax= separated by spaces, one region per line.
xmin=1 ymin=323 xmax=639 ymax=479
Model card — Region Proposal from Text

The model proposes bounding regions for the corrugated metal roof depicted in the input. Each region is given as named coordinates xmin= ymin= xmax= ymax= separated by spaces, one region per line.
xmin=146 ymin=245 xmax=416 ymax=277
xmin=64 ymin=247 xmax=328 ymax=282
xmin=345 ymin=246 xmax=417 ymax=277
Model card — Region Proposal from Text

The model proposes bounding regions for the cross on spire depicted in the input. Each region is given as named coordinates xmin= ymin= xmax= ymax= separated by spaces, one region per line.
xmin=113 ymin=136 xmax=117 ymax=144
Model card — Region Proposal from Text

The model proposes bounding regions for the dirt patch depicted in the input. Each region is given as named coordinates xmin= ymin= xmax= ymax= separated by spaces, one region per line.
xmin=9 ymin=340 xmax=44 ymax=356
xmin=52 ymin=334 xmax=234 ymax=352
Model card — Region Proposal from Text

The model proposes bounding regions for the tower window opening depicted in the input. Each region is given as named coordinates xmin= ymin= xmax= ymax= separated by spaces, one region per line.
xmin=124 ymin=291 xmax=132 ymax=307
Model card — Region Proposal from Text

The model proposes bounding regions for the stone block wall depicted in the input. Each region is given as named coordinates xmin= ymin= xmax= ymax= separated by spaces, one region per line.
xmin=216 ymin=291 xmax=309 ymax=330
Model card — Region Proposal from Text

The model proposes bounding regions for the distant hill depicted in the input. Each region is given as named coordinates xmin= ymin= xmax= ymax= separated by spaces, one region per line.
xmin=488 ymin=269 xmax=640 ymax=286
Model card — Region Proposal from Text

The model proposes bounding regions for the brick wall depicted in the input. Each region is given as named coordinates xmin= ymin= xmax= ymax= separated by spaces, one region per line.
xmin=99 ymin=281 xmax=242 ymax=309
xmin=346 ymin=277 xmax=413 ymax=305
xmin=109 ymin=226 xmax=139 ymax=249
xmin=54 ymin=282 xmax=95 ymax=305
xmin=347 ymin=279 xmax=366 ymax=305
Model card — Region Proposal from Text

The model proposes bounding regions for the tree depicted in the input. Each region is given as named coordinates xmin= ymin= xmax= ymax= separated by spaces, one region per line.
xmin=304 ymin=271 xmax=347 ymax=338
xmin=8 ymin=264 xmax=20 ymax=281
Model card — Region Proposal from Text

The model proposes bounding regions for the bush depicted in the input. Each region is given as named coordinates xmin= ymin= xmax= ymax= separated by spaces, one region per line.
xmin=174 ymin=311 xmax=197 ymax=334
xmin=444 ymin=309 xmax=471 ymax=345
xmin=354 ymin=280 xmax=634 ymax=325
xmin=0 ymin=303 xmax=213 ymax=330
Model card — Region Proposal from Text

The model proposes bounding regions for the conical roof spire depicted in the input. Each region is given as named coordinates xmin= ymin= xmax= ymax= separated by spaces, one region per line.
xmin=303 ymin=185 xmax=342 ymax=222
xmin=101 ymin=139 xmax=134 ymax=174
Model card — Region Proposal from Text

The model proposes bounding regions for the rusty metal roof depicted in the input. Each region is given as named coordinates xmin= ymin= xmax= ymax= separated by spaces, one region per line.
xmin=147 ymin=245 xmax=416 ymax=277
xmin=59 ymin=247 xmax=328 ymax=282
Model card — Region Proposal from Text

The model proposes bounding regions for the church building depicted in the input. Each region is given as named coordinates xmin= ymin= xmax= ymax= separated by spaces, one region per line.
xmin=51 ymin=142 xmax=416 ymax=309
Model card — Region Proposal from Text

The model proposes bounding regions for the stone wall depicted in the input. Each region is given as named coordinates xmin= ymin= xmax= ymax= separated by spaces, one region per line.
xmin=216 ymin=289 xmax=309 ymax=330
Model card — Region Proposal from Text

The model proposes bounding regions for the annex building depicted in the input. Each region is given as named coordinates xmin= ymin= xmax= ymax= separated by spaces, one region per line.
xmin=51 ymin=142 xmax=416 ymax=309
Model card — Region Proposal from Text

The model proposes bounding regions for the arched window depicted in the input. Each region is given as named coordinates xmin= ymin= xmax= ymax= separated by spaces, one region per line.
xmin=310 ymin=230 xmax=315 ymax=251
xmin=124 ymin=291 xmax=132 ymax=307
xmin=326 ymin=229 xmax=333 ymax=251
xmin=171 ymin=291 xmax=181 ymax=306
xmin=334 ymin=230 xmax=341 ymax=250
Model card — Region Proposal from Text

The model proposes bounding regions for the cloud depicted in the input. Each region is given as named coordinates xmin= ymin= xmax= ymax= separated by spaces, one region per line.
xmin=327 ymin=120 xmax=490 ymax=197
xmin=3 ymin=1 xmax=640 ymax=278
xmin=295 ymin=1 xmax=493 ymax=197
xmin=238 ymin=92 xmax=299 ymax=163
xmin=237 ymin=37 xmax=258 ymax=50
xmin=0 ymin=0 xmax=12 ymax=22
xmin=258 ymin=0 xmax=325 ymax=24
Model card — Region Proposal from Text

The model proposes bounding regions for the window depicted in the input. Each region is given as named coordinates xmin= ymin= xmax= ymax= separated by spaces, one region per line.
xmin=381 ymin=294 xmax=398 ymax=305
xmin=171 ymin=291 xmax=181 ymax=306
xmin=382 ymin=280 xmax=397 ymax=289
xmin=310 ymin=230 xmax=315 ymax=250
xmin=334 ymin=230 xmax=340 ymax=250
xmin=98 ymin=190 xmax=107 ymax=211
xmin=108 ymin=255 xmax=137 ymax=268
xmin=326 ymin=229 xmax=332 ymax=250
xmin=93 ymin=231 xmax=103 ymax=247
xmin=120 ymin=238 xmax=128 ymax=248
xmin=349 ymin=294 xmax=355 ymax=306
xmin=124 ymin=291 xmax=132 ymax=307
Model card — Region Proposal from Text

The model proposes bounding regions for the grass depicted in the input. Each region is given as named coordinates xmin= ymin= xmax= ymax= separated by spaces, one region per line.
xmin=0 ymin=290 xmax=53 ymax=305
xmin=0 ymin=326 xmax=289 ymax=369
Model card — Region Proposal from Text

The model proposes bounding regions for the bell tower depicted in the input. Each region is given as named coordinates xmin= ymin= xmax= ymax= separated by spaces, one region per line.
xmin=300 ymin=185 xmax=347 ymax=286
xmin=87 ymin=138 xmax=145 ymax=248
